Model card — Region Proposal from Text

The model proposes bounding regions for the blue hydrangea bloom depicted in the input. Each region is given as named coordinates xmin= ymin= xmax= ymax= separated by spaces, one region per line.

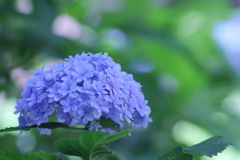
xmin=15 ymin=53 xmax=152 ymax=134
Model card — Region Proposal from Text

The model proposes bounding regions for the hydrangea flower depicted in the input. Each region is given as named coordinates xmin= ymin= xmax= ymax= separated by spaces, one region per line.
xmin=15 ymin=53 xmax=152 ymax=134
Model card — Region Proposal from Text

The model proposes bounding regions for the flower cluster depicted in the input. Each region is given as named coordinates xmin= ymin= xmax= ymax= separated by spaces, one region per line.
xmin=15 ymin=53 xmax=152 ymax=134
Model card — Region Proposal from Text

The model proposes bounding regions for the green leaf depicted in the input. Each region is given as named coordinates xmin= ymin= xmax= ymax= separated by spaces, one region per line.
xmin=0 ymin=150 xmax=58 ymax=160
xmin=158 ymin=146 xmax=193 ymax=160
xmin=0 ymin=126 xmax=32 ymax=133
xmin=158 ymin=136 xmax=232 ymax=160
xmin=183 ymin=136 xmax=231 ymax=157
xmin=0 ymin=150 xmax=22 ymax=160
xmin=101 ymin=157 xmax=123 ymax=160
xmin=99 ymin=118 xmax=120 ymax=131
xmin=25 ymin=152 xmax=59 ymax=160
xmin=0 ymin=122 xmax=85 ymax=133
xmin=101 ymin=154 xmax=124 ymax=160
xmin=55 ymin=128 xmax=131 ymax=160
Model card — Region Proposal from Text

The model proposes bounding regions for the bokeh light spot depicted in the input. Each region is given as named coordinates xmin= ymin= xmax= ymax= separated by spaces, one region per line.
xmin=129 ymin=57 xmax=155 ymax=73
xmin=222 ymin=91 xmax=240 ymax=118
xmin=15 ymin=0 xmax=33 ymax=14
xmin=52 ymin=14 xmax=83 ymax=40
xmin=101 ymin=29 xmax=131 ymax=51
xmin=178 ymin=11 xmax=205 ymax=37
xmin=0 ymin=96 xmax=18 ymax=131
xmin=17 ymin=132 xmax=36 ymax=153
xmin=212 ymin=14 xmax=240 ymax=76
xmin=158 ymin=74 xmax=178 ymax=94
xmin=172 ymin=120 xmax=212 ymax=146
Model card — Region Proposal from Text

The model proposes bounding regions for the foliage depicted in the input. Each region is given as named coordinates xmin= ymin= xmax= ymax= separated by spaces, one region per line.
xmin=0 ymin=127 xmax=131 ymax=160
xmin=159 ymin=146 xmax=194 ymax=160
xmin=0 ymin=118 xmax=233 ymax=160
xmin=0 ymin=122 xmax=85 ymax=133
xmin=184 ymin=136 xmax=231 ymax=157
xmin=159 ymin=136 xmax=231 ymax=160
xmin=55 ymin=128 xmax=131 ymax=160
xmin=0 ymin=128 xmax=232 ymax=160
xmin=0 ymin=150 xmax=58 ymax=160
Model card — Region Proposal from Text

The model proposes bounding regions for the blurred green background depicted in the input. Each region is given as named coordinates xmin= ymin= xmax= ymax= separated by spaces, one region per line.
xmin=1 ymin=0 xmax=240 ymax=159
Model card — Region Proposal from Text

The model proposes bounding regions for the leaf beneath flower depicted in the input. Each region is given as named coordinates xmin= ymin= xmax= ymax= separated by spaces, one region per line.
xmin=0 ymin=122 xmax=85 ymax=133
xmin=0 ymin=150 xmax=58 ymax=160
xmin=55 ymin=128 xmax=132 ymax=160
